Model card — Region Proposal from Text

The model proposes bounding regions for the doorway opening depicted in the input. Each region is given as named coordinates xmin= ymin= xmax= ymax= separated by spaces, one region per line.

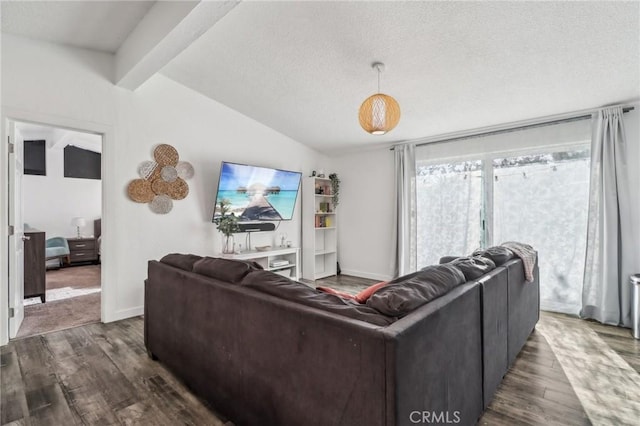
xmin=9 ymin=120 xmax=103 ymax=339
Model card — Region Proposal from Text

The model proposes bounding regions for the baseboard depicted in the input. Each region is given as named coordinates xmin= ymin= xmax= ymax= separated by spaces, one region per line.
xmin=105 ymin=306 xmax=144 ymax=323
xmin=340 ymin=269 xmax=392 ymax=282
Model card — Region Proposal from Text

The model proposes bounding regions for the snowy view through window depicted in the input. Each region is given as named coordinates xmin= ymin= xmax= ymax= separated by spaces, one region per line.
xmin=417 ymin=147 xmax=590 ymax=315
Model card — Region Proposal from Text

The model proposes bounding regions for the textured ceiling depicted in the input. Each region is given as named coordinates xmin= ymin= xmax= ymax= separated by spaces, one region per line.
xmin=1 ymin=1 xmax=155 ymax=53
xmin=161 ymin=1 xmax=640 ymax=154
xmin=2 ymin=2 xmax=638 ymax=154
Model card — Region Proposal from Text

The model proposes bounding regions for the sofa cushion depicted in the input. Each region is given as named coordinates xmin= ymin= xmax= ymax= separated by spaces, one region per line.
xmin=366 ymin=264 xmax=465 ymax=317
xmin=242 ymin=270 xmax=395 ymax=326
xmin=160 ymin=253 xmax=203 ymax=271
xmin=193 ymin=257 xmax=263 ymax=283
xmin=472 ymin=246 xmax=515 ymax=266
xmin=451 ymin=256 xmax=496 ymax=281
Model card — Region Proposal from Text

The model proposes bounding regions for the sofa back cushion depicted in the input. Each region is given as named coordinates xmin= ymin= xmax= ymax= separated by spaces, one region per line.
xmin=451 ymin=256 xmax=496 ymax=281
xmin=366 ymin=264 xmax=465 ymax=317
xmin=242 ymin=270 xmax=395 ymax=326
xmin=160 ymin=253 xmax=204 ymax=271
xmin=472 ymin=246 xmax=514 ymax=266
xmin=193 ymin=257 xmax=263 ymax=283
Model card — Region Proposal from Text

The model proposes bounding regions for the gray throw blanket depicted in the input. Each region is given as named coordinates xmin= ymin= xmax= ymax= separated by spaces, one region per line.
xmin=501 ymin=242 xmax=537 ymax=282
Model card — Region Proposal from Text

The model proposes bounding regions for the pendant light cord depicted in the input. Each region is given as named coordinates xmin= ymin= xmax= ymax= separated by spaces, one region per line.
xmin=377 ymin=66 xmax=381 ymax=93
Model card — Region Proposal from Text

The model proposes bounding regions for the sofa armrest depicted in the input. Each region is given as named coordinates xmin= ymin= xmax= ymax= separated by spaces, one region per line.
xmin=381 ymin=282 xmax=483 ymax=426
xmin=506 ymin=257 xmax=540 ymax=365
xmin=477 ymin=267 xmax=509 ymax=408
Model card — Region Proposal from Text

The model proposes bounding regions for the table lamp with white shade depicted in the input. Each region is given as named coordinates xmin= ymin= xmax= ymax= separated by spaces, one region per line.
xmin=71 ymin=217 xmax=86 ymax=238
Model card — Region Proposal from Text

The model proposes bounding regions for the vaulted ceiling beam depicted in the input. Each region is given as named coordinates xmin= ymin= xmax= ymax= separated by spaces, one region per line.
xmin=115 ymin=0 xmax=239 ymax=91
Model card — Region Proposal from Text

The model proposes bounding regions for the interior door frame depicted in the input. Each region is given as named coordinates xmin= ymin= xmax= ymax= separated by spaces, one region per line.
xmin=1 ymin=108 xmax=113 ymax=345
xmin=7 ymin=120 xmax=25 ymax=337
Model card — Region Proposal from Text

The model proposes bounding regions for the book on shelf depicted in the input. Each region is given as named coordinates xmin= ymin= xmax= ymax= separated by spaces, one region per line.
xmin=315 ymin=215 xmax=331 ymax=228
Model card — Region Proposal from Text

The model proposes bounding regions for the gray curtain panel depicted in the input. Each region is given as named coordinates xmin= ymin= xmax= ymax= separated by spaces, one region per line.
xmin=393 ymin=144 xmax=417 ymax=277
xmin=581 ymin=107 xmax=635 ymax=327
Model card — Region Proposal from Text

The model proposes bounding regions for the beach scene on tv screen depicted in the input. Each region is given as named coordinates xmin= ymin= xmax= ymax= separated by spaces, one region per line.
xmin=214 ymin=163 xmax=301 ymax=221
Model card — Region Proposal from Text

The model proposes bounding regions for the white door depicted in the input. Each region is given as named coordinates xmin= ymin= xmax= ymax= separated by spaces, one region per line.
xmin=8 ymin=120 xmax=25 ymax=338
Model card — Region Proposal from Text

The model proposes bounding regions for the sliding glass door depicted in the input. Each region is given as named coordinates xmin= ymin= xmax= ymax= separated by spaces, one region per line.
xmin=416 ymin=160 xmax=483 ymax=268
xmin=493 ymin=148 xmax=590 ymax=314
xmin=416 ymin=145 xmax=590 ymax=314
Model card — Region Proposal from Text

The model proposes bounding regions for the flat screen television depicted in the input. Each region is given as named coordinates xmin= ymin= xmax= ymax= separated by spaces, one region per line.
xmin=212 ymin=162 xmax=302 ymax=222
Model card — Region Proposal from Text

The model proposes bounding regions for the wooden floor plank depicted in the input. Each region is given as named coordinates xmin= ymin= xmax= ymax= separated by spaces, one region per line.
xmin=0 ymin=347 xmax=31 ymax=426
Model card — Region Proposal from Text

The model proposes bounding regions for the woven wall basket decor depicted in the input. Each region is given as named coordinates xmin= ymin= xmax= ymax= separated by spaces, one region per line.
xmin=127 ymin=144 xmax=194 ymax=214
xmin=154 ymin=144 xmax=179 ymax=166
xmin=127 ymin=179 xmax=155 ymax=203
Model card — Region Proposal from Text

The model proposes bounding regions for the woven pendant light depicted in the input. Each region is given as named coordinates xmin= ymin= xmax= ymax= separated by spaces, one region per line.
xmin=359 ymin=62 xmax=400 ymax=135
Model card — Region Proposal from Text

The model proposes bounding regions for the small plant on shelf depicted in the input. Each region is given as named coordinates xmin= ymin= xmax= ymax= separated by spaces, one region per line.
xmin=214 ymin=199 xmax=239 ymax=253
xmin=329 ymin=173 xmax=340 ymax=208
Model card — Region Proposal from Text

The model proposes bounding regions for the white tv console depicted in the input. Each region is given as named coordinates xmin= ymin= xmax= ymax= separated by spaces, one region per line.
xmin=221 ymin=247 xmax=300 ymax=281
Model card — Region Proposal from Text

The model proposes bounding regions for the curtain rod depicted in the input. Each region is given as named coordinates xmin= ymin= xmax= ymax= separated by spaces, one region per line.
xmin=390 ymin=106 xmax=635 ymax=151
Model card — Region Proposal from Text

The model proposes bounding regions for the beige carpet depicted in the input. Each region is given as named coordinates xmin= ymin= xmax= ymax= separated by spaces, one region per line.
xmin=17 ymin=265 xmax=101 ymax=338
xmin=46 ymin=264 xmax=100 ymax=290
xmin=16 ymin=293 xmax=100 ymax=338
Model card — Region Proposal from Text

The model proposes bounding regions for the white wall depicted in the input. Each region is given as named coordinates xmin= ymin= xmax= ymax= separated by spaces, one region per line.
xmin=22 ymin=141 xmax=101 ymax=238
xmin=332 ymin=146 xmax=396 ymax=281
xmin=332 ymin=103 xmax=640 ymax=282
xmin=1 ymin=35 xmax=328 ymax=343
xmin=111 ymin=75 xmax=326 ymax=312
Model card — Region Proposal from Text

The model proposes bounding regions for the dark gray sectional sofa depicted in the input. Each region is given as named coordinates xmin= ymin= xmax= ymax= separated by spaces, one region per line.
xmin=145 ymin=248 xmax=538 ymax=426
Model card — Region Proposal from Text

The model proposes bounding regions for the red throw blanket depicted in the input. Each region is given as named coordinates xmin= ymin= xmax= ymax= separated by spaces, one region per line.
xmin=501 ymin=242 xmax=537 ymax=282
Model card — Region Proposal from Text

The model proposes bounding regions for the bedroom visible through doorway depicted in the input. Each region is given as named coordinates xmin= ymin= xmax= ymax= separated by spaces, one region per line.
xmin=15 ymin=121 xmax=102 ymax=338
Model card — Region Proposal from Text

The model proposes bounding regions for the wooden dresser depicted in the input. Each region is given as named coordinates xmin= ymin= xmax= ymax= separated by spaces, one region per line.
xmin=24 ymin=230 xmax=46 ymax=303
xmin=67 ymin=237 xmax=98 ymax=264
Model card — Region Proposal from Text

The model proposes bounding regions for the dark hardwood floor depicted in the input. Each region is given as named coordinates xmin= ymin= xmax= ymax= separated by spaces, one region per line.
xmin=2 ymin=275 xmax=638 ymax=425
xmin=1 ymin=319 xmax=229 ymax=426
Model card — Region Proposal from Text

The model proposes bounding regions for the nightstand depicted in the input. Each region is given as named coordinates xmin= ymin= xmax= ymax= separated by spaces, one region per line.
xmin=67 ymin=237 xmax=98 ymax=264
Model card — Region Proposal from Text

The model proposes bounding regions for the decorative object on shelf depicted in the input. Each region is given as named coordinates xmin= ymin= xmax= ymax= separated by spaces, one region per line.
xmin=214 ymin=199 xmax=240 ymax=254
xmin=71 ymin=217 xmax=86 ymax=238
xmin=256 ymin=245 xmax=272 ymax=252
xmin=329 ymin=173 xmax=340 ymax=207
xmin=358 ymin=62 xmax=400 ymax=135
xmin=127 ymin=144 xmax=194 ymax=214
xmin=311 ymin=170 xmax=316 ymax=177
